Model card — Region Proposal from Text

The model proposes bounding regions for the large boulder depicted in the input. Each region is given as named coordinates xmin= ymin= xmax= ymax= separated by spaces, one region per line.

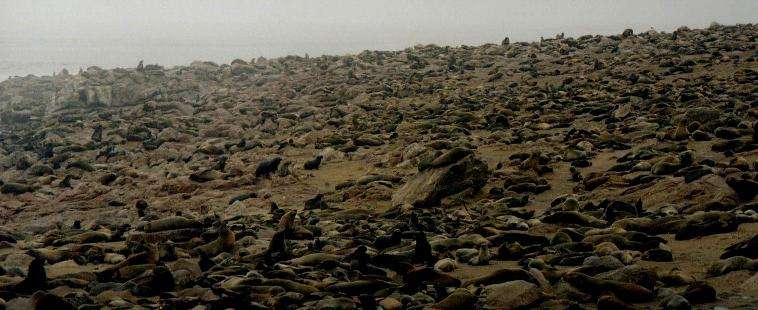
xmin=392 ymin=152 xmax=489 ymax=207
xmin=483 ymin=280 xmax=544 ymax=309
xmin=685 ymin=107 xmax=722 ymax=124
xmin=87 ymin=85 xmax=112 ymax=106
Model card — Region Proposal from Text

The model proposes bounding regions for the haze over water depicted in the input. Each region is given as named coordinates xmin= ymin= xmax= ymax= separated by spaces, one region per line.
xmin=1 ymin=0 xmax=756 ymax=80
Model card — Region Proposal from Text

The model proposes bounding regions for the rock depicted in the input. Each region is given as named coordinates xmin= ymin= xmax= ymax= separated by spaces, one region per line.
xmin=1 ymin=182 xmax=34 ymax=195
xmin=315 ymin=297 xmax=354 ymax=310
xmin=379 ymin=297 xmax=403 ymax=310
xmin=661 ymin=295 xmax=692 ymax=310
xmin=392 ymin=154 xmax=489 ymax=207
xmin=483 ymin=280 xmax=543 ymax=309
xmin=430 ymin=288 xmax=477 ymax=309
xmin=685 ymin=107 xmax=721 ymax=123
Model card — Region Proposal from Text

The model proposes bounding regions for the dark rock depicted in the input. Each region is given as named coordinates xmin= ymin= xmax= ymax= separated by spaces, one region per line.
xmin=392 ymin=154 xmax=489 ymax=207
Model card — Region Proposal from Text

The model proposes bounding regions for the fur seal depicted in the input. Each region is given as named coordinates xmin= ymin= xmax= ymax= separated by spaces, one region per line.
xmin=461 ymin=267 xmax=537 ymax=287
xmin=136 ymin=200 xmax=149 ymax=217
xmin=413 ymin=232 xmax=435 ymax=266
xmin=193 ymin=222 xmax=235 ymax=257
xmin=97 ymin=245 xmax=159 ymax=281
xmin=31 ymin=290 xmax=75 ymax=310
xmin=682 ymin=282 xmax=716 ymax=304
xmin=721 ymin=234 xmax=758 ymax=259
xmin=304 ymin=193 xmax=328 ymax=210
xmin=487 ymin=231 xmax=549 ymax=247
xmin=597 ymin=292 xmax=634 ymax=310
xmin=726 ymin=176 xmax=758 ymax=200
xmin=706 ymin=256 xmax=757 ymax=277
xmin=303 ymin=155 xmax=323 ymax=170
xmin=126 ymin=228 xmax=202 ymax=244
xmin=139 ymin=216 xmax=202 ymax=232
xmin=14 ymin=257 xmax=47 ymax=294
xmin=373 ymin=230 xmax=402 ymax=250
xmin=675 ymin=211 xmax=737 ymax=240
xmin=286 ymin=253 xmax=341 ymax=267
xmin=325 ymin=279 xmax=396 ymax=296
xmin=498 ymin=241 xmax=542 ymax=260
xmin=542 ymin=211 xmax=608 ymax=228
xmin=426 ymin=147 xmax=473 ymax=169
xmin=255 ymin=157 xmax=282 ymax=177
xmin=468 ymin=244 xmax=491 ymax=266
xmin=563 ymin=272 xmax=653 ymax=303
xmin=434 ymin=258 xmax=457 ymax=272
xmin=402 ymin=267 xmax=460 ymax=291
xmin=265 ymin=230 xmax=289 ymax=265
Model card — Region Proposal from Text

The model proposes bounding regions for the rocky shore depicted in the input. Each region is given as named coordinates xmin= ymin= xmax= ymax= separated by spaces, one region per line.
xmin=0 ymin=24 xmax=756 ymax=309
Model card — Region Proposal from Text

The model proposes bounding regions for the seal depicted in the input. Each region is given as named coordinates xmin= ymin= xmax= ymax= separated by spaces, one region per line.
xmin=468 ymin=243 xmax=491 ymax=266
xmin=721 ymin=234 xmax=758 ymax=259
xmin=325 ymin=279 xmax=396 ymax=296
xmin=97 ymin=244 xmax=159 ymax=281
xmin=255 ymin=157 xmax=282 ymax=177
xmin=373 ymin=230 xmax=402 ymax=250
xmin=563 ymin=272 xmax=653 ymax=303
xmin=461 ymin=267 xmax=536 ymax=287
xmin=413 ymin=232 xmax=435 ymax=266
xmin=303 ymin=155 xmax=323 ymax=170
xmin=597 ymin=292 xmax=634 ymax=310
xmin=31 ymin=290 xmax=75 ymax=310
xmin=193 ymin=222 xmax=236 ymax=257
xmin=14 ymin=257 xmax=47 ymax=294
xmin=402 ymin=267 xmax=460 ymax=292
xmin=265 ymin=230 xmax=290 ymax=265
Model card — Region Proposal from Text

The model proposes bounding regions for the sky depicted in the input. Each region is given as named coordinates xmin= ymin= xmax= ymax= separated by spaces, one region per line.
xmin=0 ymin=0 xmax=756 ymax=77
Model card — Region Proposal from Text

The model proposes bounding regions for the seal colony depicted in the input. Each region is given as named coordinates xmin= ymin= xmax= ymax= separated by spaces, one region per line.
xmin=0 ymin=24 xmax=756 ymax=309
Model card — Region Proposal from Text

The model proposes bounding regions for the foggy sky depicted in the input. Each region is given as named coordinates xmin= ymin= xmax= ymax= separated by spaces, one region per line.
xmin=3 ymin=1 xmax=757 ymax=43
xmin=0 ymin=0 xmax=756 ymax=77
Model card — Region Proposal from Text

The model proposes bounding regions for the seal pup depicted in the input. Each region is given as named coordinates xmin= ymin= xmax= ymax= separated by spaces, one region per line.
xmin=304 ymin=194 xmax=327 ymax=210
xmin=96 ymin=243 xmax=159 ymax=281
xmin=373 ymin=230 xmax=402 ymax=250
xmin=193 ymin=221 xmax=236 ymax=257
xmin=468 ymin=243 xmax=491 ymax=266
